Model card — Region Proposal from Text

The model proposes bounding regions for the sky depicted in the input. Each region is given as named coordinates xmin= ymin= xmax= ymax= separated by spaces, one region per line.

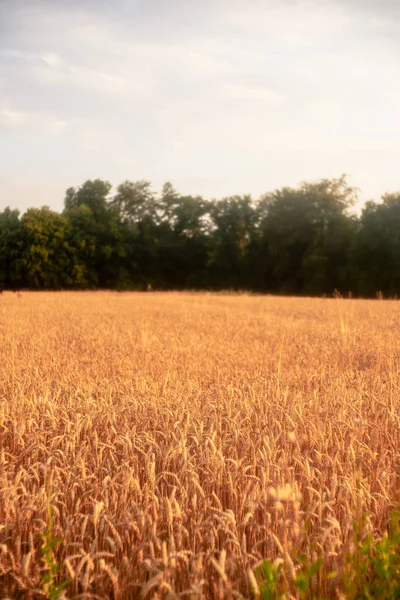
xmin=1 ymin=0 xmax=400 ymax=213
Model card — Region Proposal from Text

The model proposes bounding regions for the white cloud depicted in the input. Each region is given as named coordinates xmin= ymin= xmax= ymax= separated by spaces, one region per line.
xmin=0 ymin=108 xmax=27 ymax=127
xmin=222 ymin=83 xmax=285 ymax=103
xmin=220 ymin=0 xmax=352 ymax=44
xmin=36 ymin=61 xmax=139 ymax=95
xmin=171 ymin=140 xmax=186 ymax=150
xmin=0 ymin=104 xmax=67 ymax=136
xmin=1 ymin=0 xmax=400 ymax=209
xmin=48 ymin=119 xmax=67 ymax=135
xmin=73 ymin=122 xmax=121 ymax=151
xmin=41 ymin=52 xmax=63 ymax=67
xmin=3 ymin=47 xmax=145 ymax=96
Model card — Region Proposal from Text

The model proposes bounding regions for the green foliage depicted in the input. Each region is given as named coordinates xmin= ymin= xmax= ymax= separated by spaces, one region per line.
xmin=294 ymin=555 xmax=325 ymax=599
xmin=3 ymin=174 xmax=400 ymax=295
xmin=253 ymin=556 xmax=327 ymax=600
xmin=209 ymin=195 xmax=258 ymax=288
xmin=255 ymin=559 xmax=284 ymax=600
xmin=257 ymin=176 xmax=357 ymax=294
xmin=355 ymin=195 xmax=400 ymax=296
xmin=112 ymin=179 xmax=158 ymax=226
xmin=41 ymin=526 xmax=70 ymax=600
xmin=20 ymin=207 xmax=73 ymax=289
xmin=40 ymin=478 xmax=71 ymax=599
xmin=65 ymin=179 xmax=112 ymax=217
xmin=0 ymin=206 xmax=24 ymax=288
xmin=343 ymin=512 xmax=400 ymax=599
xmin=252 ymin=512 xmax=400 ymax=600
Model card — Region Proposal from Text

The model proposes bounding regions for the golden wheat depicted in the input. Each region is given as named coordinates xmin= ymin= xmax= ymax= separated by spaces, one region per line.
xmin=0 ymin=291 xmax=399 ymax=598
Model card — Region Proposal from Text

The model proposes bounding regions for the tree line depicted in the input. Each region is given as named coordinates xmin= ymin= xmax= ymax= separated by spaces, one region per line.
xmin=0 ymin=175 xmax=399 ymax=296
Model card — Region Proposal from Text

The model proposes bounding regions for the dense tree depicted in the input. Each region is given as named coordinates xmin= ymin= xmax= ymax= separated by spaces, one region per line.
xmin=208 ymin=195 xmax=258 ymax=289
xmin=111 ymin=180 xmax=160 ymax=289
xmin=65 ymin=179 xmax=112 ymax=217
xmin=256 ymin=176 xmax=357 ymax=294
xmin=0 ymin=207 xmax=24 ymax=289
xmin=355 ymin=193 xmax=400 ymax=296
xmin=20 ymin=207 xmax=72 ymax=289
xmin=63 ymin=181 xmax=126 ymax=288
xmin=112 ymin=180 xmax=158 ymax=227
xmin=1 ymin=174 xmax=400 ymax=296
xmin=157 ymin=188 xmax=210 ymax=288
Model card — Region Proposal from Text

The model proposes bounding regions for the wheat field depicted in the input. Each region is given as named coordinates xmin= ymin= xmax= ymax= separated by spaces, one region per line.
xmin=0 ymin=292 xmax=399 ymax=599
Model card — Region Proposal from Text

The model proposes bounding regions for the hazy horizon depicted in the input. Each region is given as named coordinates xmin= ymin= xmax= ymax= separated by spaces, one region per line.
xmin=1 ymin=0 xmax=400 ymax=213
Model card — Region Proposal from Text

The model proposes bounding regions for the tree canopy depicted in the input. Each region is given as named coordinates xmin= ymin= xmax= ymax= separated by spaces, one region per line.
xmin=0 ymin=175 xmax=398 ymax=296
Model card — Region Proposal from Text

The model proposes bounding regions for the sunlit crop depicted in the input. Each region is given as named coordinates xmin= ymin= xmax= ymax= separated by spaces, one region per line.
xmin=0 ymin=292 xmax=399 ymax=598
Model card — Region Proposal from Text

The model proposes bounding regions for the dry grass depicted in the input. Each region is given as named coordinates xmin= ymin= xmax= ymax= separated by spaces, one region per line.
xmin=0 ymin=291 xmax=399 ymax=599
